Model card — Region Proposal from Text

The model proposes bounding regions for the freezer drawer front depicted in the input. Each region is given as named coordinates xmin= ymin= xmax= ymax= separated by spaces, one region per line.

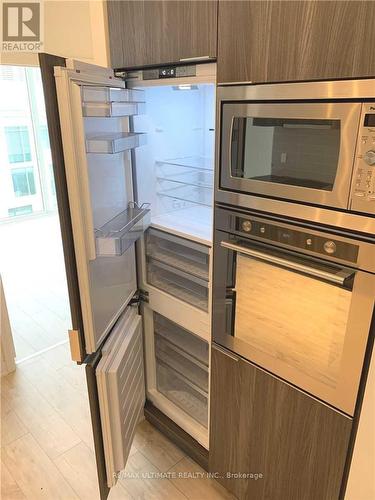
xmin=96 ymin=307 xmax=145 ymax=487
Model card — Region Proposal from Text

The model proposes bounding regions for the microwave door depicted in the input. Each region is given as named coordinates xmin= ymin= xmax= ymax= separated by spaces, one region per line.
xmin=220 ymin=101 xmax=362 ymax=209
xmin=39 ymin=54 xmax=149 ymax=500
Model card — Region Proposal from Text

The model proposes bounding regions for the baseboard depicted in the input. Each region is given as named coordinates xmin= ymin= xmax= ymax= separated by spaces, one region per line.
xmin=144 ymin=399 xmax=209 ymax=470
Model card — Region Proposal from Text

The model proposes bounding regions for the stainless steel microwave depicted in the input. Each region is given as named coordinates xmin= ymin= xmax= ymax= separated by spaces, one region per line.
xmin=217 ymin=80 xmax=375 ymax=216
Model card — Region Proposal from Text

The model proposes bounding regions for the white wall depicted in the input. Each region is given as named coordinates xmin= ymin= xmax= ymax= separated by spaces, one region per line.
xmin=345 ymin=347 xmax=375 ymax=500
xmin=0 ymin=0 xmax=109 ymax=67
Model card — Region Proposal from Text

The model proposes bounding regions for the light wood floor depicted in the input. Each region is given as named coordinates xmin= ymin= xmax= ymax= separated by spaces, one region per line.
xmin=1 ymin=342 xmax=233 ymax=500
xmin=0 ymin=213 xmax=71 ymax=361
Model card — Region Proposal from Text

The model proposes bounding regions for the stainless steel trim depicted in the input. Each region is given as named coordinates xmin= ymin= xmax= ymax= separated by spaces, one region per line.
xmin=220 ymin=240 xmax=354 ymax=286
xmin=215 ymin=191 xmax=375 ymax=235
xmin=179 ymin=56 xmax=212 ymax=62
xmin=217 ymin=78 xmax=375 ymax=101
xmin=212 ymin=343 xmax=240 ymax=362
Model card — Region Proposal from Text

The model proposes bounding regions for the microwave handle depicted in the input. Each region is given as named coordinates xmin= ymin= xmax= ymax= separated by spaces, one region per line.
xmin=220 ymin=240 xmax=355 ymax=287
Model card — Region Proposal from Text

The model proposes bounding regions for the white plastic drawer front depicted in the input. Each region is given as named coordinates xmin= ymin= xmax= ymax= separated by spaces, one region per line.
xmin=96 ymin=307 xmax=145 ymax=487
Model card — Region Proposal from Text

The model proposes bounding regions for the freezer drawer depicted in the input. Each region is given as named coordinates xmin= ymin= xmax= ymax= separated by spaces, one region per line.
xmin=155 ymin=334 xmax=208 ymax=393
xmin=96 ymin=307 xmax=145 ymax=487
xmin=154 ymin=312 xmax=209 ymax=365
xmin=145 ymin=228 xmax=209 ymax=280
xmin=147 ymin=258 xmax=209 ymax=311
xmin=156 ymin=360 xmax=208 ymax=428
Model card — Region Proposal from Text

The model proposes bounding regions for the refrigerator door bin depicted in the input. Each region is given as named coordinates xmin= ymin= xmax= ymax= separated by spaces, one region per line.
xmin=83 ymin=101 xmax=146 ymax=117
xmin=156 ymin=360 xmax=208 ymax=428
xmin=82 ymin=86 xmax=145 ymax=103
xmin=95 ymin=203 xmax=151 ymax=257
xmin=145 ymin=228 xmax=209 ymax=280
xmin=155 ymin=333 xmax=208 ymax=391
xmin=86 ymin=132 xmax=146 ymax=154
xmin=154 ymin=312 xmax=209 ymax=365
xmin=147 ymin=259 xmax=209 ymax=311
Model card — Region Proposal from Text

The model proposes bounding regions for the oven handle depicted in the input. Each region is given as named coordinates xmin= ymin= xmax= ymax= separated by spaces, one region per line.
xmin=220 ymin=240 xmax=355 ymax=287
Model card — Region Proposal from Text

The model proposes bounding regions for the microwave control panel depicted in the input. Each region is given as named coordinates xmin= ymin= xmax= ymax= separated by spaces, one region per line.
xmin=350 ymin=103 xmax=375 ymax=215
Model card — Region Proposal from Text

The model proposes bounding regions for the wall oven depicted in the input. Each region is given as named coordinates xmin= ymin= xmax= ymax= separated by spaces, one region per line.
xmin=217 ymin=80 xmax=375 ymax=216
xmin=212 ymin=206 xmax=375 ymax=416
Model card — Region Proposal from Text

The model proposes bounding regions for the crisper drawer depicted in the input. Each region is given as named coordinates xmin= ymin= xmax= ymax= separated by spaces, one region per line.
xmin=147 ymin=259 xmax=209 ymax=311
xmin=154 ymin=312 xmax=209 ymax=365
xmin=156 ymin=361 xmax=208 ymax=428
xmin=145 ymin=228 xmax=209 ymax=281
xmin=155 ymin=334 xmax=208 ymax=393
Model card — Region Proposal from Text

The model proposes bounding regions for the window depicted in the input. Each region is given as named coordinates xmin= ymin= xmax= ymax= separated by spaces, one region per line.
xmin=11 ymin=167 xmax=36 ymax=197
xmin=39 ymin=125 xmax=50 ymax=150
xmin=8 ymin=205 xmax=33 ymax=217
xmin=5 ymin=126 xmax=32 ymax=163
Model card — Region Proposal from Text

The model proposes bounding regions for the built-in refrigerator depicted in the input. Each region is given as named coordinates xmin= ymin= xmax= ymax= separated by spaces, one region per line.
xmin=39 ymin=55 xmax=215 ymax=499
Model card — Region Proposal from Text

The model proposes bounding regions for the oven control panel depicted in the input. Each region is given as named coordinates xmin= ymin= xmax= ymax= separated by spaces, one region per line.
xmin=236 ymin=217 xmax=359 ymax=263
xmin=350 ymin=103 xmax=375 ymax=215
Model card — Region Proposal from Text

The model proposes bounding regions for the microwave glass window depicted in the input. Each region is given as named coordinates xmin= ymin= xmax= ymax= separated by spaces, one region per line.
xmin=364 ymin=114 xmax=375 ymax=127
xmin=231 ymin=117 xmax=341 ymax=191
xmin=232 ymin=253 xmax=351 ymax=389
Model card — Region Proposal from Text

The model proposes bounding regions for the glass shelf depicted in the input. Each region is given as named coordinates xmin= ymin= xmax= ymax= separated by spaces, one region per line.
xmin=82 ymin=86 xmax=145 ymax=103
xmin=156 ymin=156 xmax=214 ymax=172
xmin=83 ymin=101 xmax=145 ymax=117
xmin=95 ymin=202 xmax=151 ymax=256
xmin=86 ymin=132 xmax=146 ymax=154
xmin=156 ymin=169 xmax=213 ymax=189
xmin=157 ymin=182 xmax=212 ymax=208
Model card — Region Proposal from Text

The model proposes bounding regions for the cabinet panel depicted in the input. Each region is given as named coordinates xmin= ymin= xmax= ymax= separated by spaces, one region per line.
xmin=209 ymin=345 xmax=352 ymax=500
xmin=107 ymin=0 xmax=218 ymax=69
xmin=218 ymin=1 xmax=375 ymax=84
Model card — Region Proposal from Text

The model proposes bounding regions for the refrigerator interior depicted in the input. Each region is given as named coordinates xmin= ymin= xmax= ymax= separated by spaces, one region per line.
xmin=133 ymin=83 xmax=215 ymax=244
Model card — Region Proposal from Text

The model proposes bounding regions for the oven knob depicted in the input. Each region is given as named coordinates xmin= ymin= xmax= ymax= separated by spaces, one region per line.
xmin=324 ymin=240 xmax=337 ymax=254
xmin=364 ymin=150 xmax=375 ymax=165
xmin=241 ymin=220 xmax=252 ymax=232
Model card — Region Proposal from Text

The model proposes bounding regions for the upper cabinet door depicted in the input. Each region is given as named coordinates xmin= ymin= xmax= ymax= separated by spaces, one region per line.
xmin=217 ymin=0 xmax=375 ymax=84
xmin=107 ymin=0 xmax=218 ymax=69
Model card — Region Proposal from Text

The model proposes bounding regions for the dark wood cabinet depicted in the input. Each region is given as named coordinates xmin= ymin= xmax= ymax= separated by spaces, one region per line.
xmin=217 ymin=1 xmax=375 ymax=84
xmin=107 ymin=0 xmax=218 ymax=69
xmin=209 ymin=345 xmax=353 ymax=500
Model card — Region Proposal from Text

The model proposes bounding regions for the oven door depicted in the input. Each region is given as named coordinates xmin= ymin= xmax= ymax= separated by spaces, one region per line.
xmin=212 ymin=232 xmax=374 ymax=416
xmin=220 ymin=102 xmax=361 ymax=209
